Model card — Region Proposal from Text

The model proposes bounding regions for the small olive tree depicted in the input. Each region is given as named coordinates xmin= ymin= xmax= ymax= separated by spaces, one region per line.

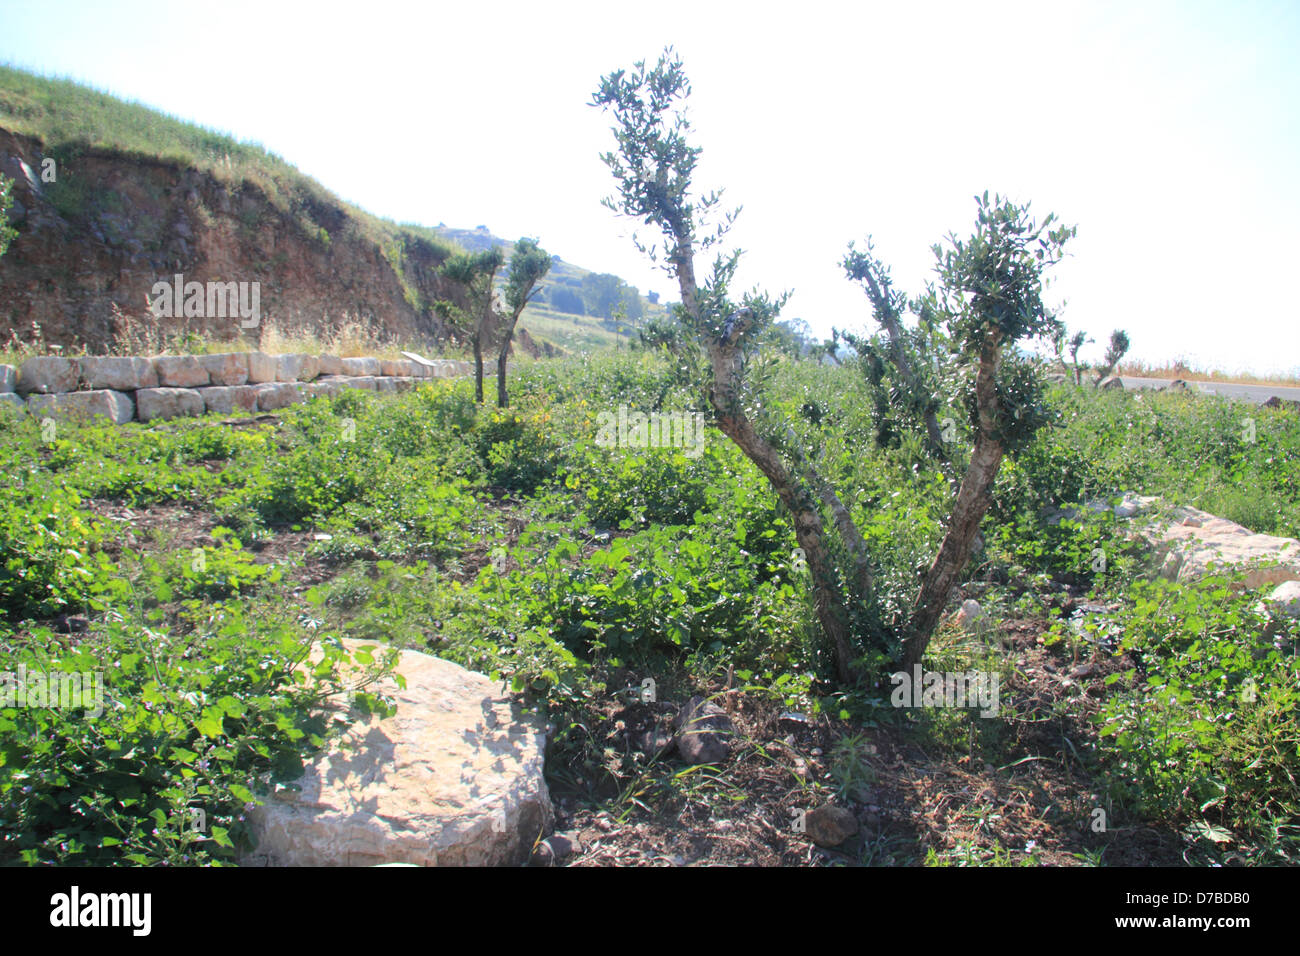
xmin=440 ymin=238 xmax=552 ymax=406
xmin=496 ymin=238 xmax=552 ymax=407
xmin=440 ymin=246 xmax=505 ymax=403
xmin=593 ymin=49 xmax=1074 ymax=680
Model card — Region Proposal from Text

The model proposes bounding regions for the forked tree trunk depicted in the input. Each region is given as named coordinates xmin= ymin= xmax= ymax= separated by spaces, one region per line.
xmin=496 ymin=303 xmax=526 ymax=408
xmin=902 ymin=334 xmax=1005 ymax=669
xmin=671 ymin=238 xmax=857 ymax=683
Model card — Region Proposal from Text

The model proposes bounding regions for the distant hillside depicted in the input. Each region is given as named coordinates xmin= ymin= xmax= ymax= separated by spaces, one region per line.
xmin=434 ymin=224 xmax=671 ymax=354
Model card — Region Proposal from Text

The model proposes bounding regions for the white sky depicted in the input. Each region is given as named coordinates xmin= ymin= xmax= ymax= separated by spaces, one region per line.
xmin=2 ymin=0 xmax=1297 ymax=373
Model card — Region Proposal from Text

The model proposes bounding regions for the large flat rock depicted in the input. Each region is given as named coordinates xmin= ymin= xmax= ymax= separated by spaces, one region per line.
xmin=244 ymin=640 xmax=552 ymax=866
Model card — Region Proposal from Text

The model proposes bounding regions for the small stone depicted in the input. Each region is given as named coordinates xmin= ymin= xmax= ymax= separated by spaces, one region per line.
xmin=804 ymin=806 xmax=859 ymax=848
xmin=1266 ymin=580 xmax=1300 ymax=620
xmin=956 ymin=599 xmax=983 ymax=629
xmin=1069 ymin=663 xmax=1096 ymax=679
xmin=672 ymin=695 xmax=734 ymax=765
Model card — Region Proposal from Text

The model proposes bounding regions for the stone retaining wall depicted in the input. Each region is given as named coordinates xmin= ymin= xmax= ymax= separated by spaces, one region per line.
xmin=0 ymin=352 xmax=475 ymax=424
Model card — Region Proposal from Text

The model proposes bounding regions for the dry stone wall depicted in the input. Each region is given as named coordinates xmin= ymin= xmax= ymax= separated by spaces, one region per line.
xmin=0 ymin=352 xmax=476 ymax=424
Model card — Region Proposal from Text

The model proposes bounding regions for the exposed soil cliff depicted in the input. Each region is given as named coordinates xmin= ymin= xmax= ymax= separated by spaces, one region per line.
xmin=0 ymin=129 xmax=464 ymax=352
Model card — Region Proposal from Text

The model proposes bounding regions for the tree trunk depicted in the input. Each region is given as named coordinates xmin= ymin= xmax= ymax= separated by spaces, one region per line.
xmin=496 ymin=303 xmax=526 ymax=408
xmin=672 ymin=234 xmax=857 ymax=682
xmin=901 ymin=334 xmax=1005 ymax=670
xmin=472 ymin=331 xmax=484 ymax=404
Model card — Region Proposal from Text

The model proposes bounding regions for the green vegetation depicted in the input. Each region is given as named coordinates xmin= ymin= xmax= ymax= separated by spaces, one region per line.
xmin=0 ymin=354 xmax=1296 ymax=864
xmin=0 ymin=172 xmax=16 ymax=256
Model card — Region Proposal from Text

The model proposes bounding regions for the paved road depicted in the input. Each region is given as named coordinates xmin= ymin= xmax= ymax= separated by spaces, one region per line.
xmin=1119 ymin=377 xmax=1300 ymax=405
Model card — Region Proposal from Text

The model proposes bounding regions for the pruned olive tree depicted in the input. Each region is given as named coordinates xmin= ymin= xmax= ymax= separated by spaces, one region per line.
xmin=496 ymin=238 xmax=552 ymax=407
xmin=593 ymin=49 xmax=1075 ymax=681
xmin=1092 ymin=329 xmax=1131 ymax=385
xmin=1052 ymin=327 xmax=1130 ymax=387
xmin=440 ymin=246 xmax=505 ymax=403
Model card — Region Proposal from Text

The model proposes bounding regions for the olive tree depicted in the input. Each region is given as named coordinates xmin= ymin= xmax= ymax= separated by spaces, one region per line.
xmin=593 ymin=49 xmax=1074 ymax=680
xmin=496 ymin=237 xmax=552 ymax=407
xmin=440 ymin=246 xmax=505 ymax=404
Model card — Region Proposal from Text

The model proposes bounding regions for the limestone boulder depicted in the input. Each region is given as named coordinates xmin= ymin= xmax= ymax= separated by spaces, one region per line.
xmin=381 ymin=358 xmax=415 ymax=377
xmin=1141 ymin=506 xmax=1300 ymax=590
xmin=318 ymin=354 xmax=345 ymax=376
xmin=152 ymin=355 xmax=209 ymax=388
xmin=255 ymin=382 xmax=306 ymax=411
xmin=0 ymin=392 xmax=24 ymax=413
xmin=247 ymin=351 xmax=278 ymax=384
xmin=242 ymin=640 xmax=552 ymax=866
xmin=197 ymin=385 xmax=259 ymax=415
xmin=1265 ymin=580 xmax=1300 ymax=620
xmin=276 ymin=353 xmax=320 ymax=382
xmin=199 ymin=352 xmax=250 ymax=386
xmin=77 ymin=356 xmax=158 ymax=391
xmin=342 ymin=356 xmax=382 ymax=377
xmin=17 ymin=357 xmax=77 ymax=394
xmin=26 ymin=389 xmax=135 ymax=424
xmin=136 ymin=387 xmax=205 ymax=421
xmin=1 ymin=363 xmax=18 ymax=392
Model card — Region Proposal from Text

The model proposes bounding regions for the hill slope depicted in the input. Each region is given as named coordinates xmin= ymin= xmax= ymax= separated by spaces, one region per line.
xmin=0 ymin=65 xmax=659 ymax=356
